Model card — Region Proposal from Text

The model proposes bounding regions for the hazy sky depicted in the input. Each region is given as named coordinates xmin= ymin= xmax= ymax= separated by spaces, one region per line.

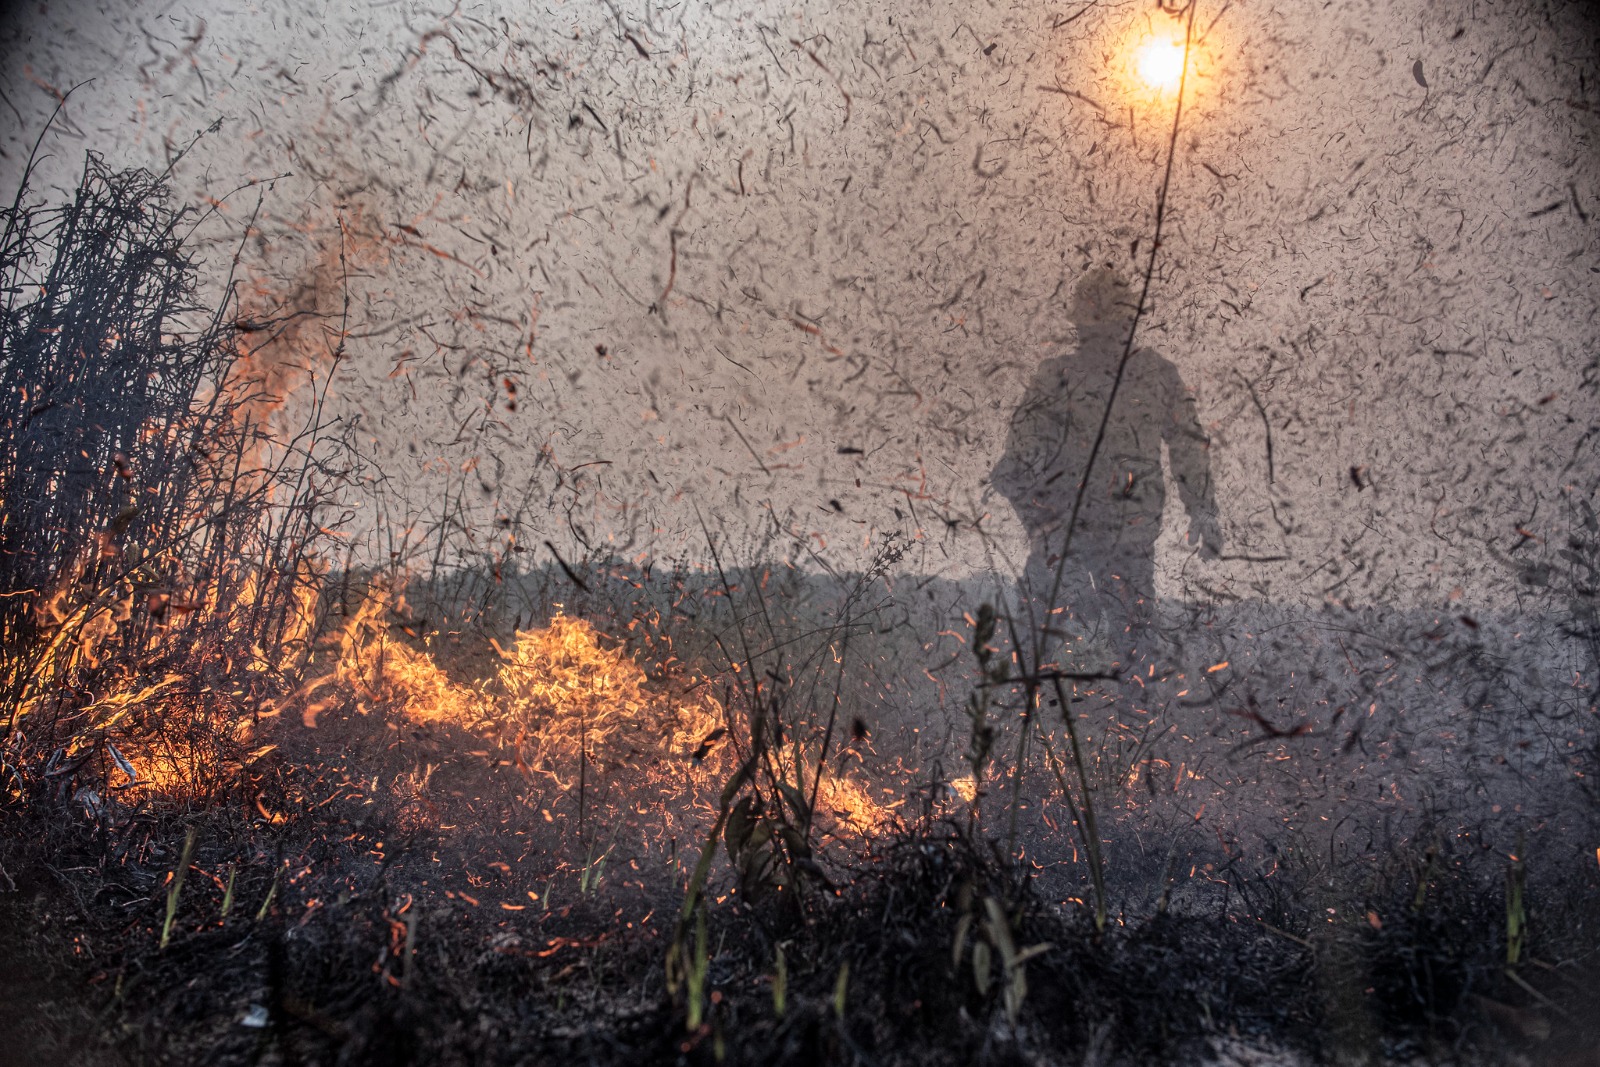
xmin=2 ymin=0 xmax=1596 ymax=610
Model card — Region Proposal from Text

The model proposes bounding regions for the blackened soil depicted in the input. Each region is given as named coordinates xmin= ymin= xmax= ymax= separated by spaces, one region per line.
xmin=3 ymin=699 xmax=1598 ymax=1067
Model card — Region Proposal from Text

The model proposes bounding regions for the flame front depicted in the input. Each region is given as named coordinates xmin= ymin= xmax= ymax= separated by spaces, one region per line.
xmin=497 ymin=612 xmax=724 ymax=775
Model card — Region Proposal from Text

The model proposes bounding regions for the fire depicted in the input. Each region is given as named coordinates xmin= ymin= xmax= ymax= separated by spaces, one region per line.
xmin=497 ymin=612 xmax=724 ymax=774
xmin=816 ymin=775 xmax=891 ymax=834
xmin=949 ymin=775 xmax=979 ymax=804
xmin=31 ymin=572 xmax=730 ymax=807
xmin=0 ymin=166 xmax=811 ymax=831
xmin=7 ymin=551 xmax=324 ymax=806
xmin=307 ymin=585 xmax=725 ymax=786
xmin=308 ymin=582 xmax=488 ymax=726
xmin=0 ymin=166 xmax=698 ymax=816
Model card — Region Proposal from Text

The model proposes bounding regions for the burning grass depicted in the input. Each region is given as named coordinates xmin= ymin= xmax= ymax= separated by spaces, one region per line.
xmin=6 ymin=541 xmax=1600 ymax=1066
xmin=3 ymin=154 xmax=1600 ymax=1067
xmin=5 ymin=749 xmax=1599 ymax=1067
xmin=496 ymin=611 xmax=725 ymax=774
xmin=0 ymin=148 xmax=353 ymax=814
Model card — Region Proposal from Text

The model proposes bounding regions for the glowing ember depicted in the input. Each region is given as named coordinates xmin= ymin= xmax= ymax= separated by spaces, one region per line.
xmin=816 ymin=775 xmax=891 ymax=834
xmin=948 ymin=775 xmax=979 ymax=804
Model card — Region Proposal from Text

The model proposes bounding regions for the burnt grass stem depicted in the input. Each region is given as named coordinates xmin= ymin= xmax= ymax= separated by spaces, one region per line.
xmin=1 ymin=116 xmax=1598 ymax=1067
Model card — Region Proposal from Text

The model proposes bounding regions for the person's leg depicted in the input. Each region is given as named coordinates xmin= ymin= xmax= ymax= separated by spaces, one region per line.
xmin=1018 ymin=538 xmax=1115 ymax=674
xmin=1101 ymin=536 xmax=1165 ymax=675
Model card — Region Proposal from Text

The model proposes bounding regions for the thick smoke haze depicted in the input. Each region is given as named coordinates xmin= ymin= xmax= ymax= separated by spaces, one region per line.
xmin=1 ymin=0 xmax=1596 ymax=615
xmin=3 ymin=11 xmax=1599 ymax=1060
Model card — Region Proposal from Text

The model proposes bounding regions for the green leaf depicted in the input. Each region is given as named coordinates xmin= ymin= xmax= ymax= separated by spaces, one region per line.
xmin=687 ymin=903 xmax=709 ymax=1030
xmin=1013 ymin=942 xmax=1053 ymax=965
xmin=1005 ymin=966 xmax=1027 ymax=1025
xmin=951 ymin=912 xmax=974 ymax=971
xmin=983 ymin=896 xmax=1018 ymax=968
xmin=779 ymin=822 xmax=812 ymax=862
xmin=972 ymin=941 xmax=993 ymax=995
xmin=724 ymin=795 xmax=758 ymax=862
xmin=777 ymin=781 xmax=811 ymax=825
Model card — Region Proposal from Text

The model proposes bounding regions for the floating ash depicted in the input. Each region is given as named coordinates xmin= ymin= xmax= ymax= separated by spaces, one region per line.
xmin=1 ymin=1 xmax=1598 ymax=1063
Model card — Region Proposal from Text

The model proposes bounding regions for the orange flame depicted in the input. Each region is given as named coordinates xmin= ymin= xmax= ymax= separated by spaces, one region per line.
xmin=497 ymin=612 xmax=724 ymax=773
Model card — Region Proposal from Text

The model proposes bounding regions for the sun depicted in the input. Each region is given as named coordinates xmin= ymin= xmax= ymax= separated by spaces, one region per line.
xmin=1134 ymin=37 xmax=1187 ymax=92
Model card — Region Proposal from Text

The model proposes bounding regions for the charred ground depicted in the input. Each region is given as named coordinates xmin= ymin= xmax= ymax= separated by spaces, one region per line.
xmin=3 ymin=141 xmax=1599 ymax=1067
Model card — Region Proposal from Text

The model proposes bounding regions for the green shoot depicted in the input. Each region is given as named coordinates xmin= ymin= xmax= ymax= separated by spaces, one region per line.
xmin=772 ymin=942 xmax=787 ymax=1018
xmin=686 ymin=902 xmax=709 ymax=1030
xmin=1506 ymin=837 xmax=1527 ymax=968
xmin=255 ymin=864 xmax=280 ymax=921
xmin=159 ymin=828 xmax=198 ymax=950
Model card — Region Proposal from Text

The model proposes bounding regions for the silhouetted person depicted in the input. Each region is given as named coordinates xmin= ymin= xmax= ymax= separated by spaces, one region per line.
xmin=992 ymin=268 xmax=1220 ymax=670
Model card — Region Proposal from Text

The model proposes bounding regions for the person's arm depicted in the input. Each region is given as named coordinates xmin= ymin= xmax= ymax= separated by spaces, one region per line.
xmin=1157 ymin=355 xmax=1221 ymax=558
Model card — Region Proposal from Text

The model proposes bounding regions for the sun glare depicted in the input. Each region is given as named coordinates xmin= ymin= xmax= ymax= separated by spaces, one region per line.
xmin=1134 ymin=37 xmax=1187 ymax=91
